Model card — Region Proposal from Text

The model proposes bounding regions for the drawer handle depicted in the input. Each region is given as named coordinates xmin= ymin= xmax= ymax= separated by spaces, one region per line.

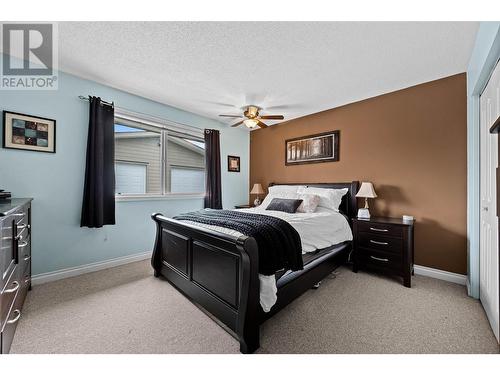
xmin=4 ymin=280 xmax=20 ymax=293
xmin=370 ymin=240 xmax=388 ymax=245
xmin=6 ymin=309 xmax=21 ymax=325
xmin=17 ymin=223 xmax=30 ymax=230
xmin=16 ymin=229 xmax=26 ymax=241
xmin=24 ymin=255 xmax=31 ymax=261
xmin=12 ymin=213 xmax=26 ymax=217
xmin=370 ymin=255 xmax=389 ymax=262
xmin=18 ymin=240 xmax=29 ymax=248
xmin=370 ymin=227 xmax=388 ymax=232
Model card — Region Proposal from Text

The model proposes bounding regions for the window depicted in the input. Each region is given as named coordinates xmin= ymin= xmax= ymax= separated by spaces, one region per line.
xmin=170 ymin=167 xmax=205 ymax=193
xmin=167 ymin=133 xmax=205 ymax=194
xmin=114 ymin=113 xmax=205 ymax=197
xmin=115 ymin=161 xmax=147 ymax=194
xmin=114 ymin=123 xmax=162 ymax=195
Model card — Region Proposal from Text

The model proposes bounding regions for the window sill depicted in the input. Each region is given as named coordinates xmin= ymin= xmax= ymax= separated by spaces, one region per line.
xmin=115 ymin=194 xmax=205 ymax=202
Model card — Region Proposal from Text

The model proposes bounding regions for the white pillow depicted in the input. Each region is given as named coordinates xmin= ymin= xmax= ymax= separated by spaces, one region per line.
xmin=298 ymin=187 xmax=348 ymax=212
xmin=268 ymin=185 xmax=305 ymax=195
xmin=296 ymin=193 xmax=321 ymax=213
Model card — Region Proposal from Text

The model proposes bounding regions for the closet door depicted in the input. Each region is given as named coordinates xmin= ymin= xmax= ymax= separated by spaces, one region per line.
xmin=480 ymin=60 xmax=500 ymax=342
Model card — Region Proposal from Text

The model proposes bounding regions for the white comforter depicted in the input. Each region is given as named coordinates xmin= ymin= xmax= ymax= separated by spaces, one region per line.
xmin=183 ymin=207 xmax=353 ymax=312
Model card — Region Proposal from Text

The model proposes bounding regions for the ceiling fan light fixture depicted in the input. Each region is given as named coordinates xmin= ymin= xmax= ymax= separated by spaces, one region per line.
xmin=243 ymin=119 xmax=259 ymax=128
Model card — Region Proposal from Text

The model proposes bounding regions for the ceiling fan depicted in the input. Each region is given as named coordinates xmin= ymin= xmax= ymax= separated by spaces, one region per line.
xmin=219 ymin=105 xmax=284 ymax=128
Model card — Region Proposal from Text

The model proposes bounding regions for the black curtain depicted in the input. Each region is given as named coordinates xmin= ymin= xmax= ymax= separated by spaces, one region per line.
xmin=204 ymin=129 xmax=222 ymax=209
xmin=80 ymin=96 xmax=116 ymax=228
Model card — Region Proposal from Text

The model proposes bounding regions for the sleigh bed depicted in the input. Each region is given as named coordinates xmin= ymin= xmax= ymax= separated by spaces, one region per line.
xmin=151 ymin=181 xmax=359 ymax=353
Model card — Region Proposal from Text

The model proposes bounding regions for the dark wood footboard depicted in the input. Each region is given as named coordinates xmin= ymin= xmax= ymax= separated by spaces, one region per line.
xmin=151 ymin=213 xmax=261 ymax=353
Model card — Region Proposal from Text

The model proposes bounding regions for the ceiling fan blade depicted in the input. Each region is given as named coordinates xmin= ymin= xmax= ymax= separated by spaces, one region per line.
xmin=231 ymin=120 xmax=244 ymax=127
xmin=259 ymin=115 xmax=284 ymax=120
xmin=219 ymin=114 xmax=243 ymax=118
xmin=256 ymin=120 xmax=268 ymax=129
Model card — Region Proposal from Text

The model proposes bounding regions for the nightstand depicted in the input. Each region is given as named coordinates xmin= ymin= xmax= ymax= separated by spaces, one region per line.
xmin=234 ymin=204 xmax=252 ymax=209
xmin=352 ymin=217 xmax=414 ymax=287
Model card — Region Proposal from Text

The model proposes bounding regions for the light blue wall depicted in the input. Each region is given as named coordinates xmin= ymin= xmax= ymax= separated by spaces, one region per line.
xmin=0 ymin=61 xmax=249 ymax=275
xmin=467 ymin=22 xmax=500 ymax=298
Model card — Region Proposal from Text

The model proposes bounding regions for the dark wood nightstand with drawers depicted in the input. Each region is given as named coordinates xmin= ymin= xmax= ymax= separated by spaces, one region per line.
xmin=352 ymin=217 xmax=414 ymax=287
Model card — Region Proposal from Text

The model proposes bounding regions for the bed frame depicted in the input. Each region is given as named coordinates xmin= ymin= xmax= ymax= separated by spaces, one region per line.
xmin=151 ymin=181 xmax=359 ymax=353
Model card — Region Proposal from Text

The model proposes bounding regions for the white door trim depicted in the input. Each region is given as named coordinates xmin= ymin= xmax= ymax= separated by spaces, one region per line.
xmin=467 ymin=25 xmax=500 ymax=299
xmin=479 ymin=58 xmax=500 ymax=342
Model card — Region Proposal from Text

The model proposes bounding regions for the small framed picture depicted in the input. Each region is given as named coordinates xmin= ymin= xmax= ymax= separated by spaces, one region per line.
xmin=3 ymin=111 xmax=56 ymax=153
xmin=228 ymin=155 xmax=240 ymax=172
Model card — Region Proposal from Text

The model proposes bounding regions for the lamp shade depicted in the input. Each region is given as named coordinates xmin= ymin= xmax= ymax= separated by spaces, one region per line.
xmin=243 ymin=119 xmax=259 ymax=128
xmin=356 ymin=182 xmax=377 ymax=198
xmin=250 ymin=183 xmax=265 ymax=195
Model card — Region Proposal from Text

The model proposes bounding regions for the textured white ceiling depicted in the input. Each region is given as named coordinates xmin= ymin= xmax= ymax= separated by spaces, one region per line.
xmin=55 ymin=22 xmax=478 ymax=126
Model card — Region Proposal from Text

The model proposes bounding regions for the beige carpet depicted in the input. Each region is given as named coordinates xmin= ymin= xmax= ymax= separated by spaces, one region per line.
xmin=10 ymin=260 xmax=499 ymax=354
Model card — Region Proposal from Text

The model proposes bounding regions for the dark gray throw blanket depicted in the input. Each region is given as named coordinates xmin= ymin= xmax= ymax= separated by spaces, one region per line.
xmin=173 ymin=209 xmax=303 ymax=275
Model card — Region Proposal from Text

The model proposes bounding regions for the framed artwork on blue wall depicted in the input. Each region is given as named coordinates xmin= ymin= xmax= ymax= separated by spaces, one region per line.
xmin=3 ymin=111 xmax=56 ymax=153
xmin=228 ymin=155 xmax=240 ymax=172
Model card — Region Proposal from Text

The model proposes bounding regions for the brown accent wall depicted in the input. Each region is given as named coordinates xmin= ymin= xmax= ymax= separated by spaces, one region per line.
xmin=250 ymin=73 xmax=467 ymax=274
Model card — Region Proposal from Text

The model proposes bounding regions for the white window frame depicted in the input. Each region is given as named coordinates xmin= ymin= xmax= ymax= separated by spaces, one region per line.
xmin=114 ymin=109 xmax=206 ymax=201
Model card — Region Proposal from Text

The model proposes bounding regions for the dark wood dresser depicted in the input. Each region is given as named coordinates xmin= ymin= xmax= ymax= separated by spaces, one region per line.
xmin=352 ymin=217 xmax=414 ymax=287
xmin=0 ymin=198 xmax=32 ymax=354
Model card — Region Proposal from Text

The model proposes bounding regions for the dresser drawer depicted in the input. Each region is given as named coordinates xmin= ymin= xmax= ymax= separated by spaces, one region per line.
xmin=16 ymin=224 xmax=29 ymax=241
xmin=358 ymin=232 xmax=403 ymax=254
xmin=16 ymin=261 xmax=29 ymax=309
xmin=15 ymin=213 xmax=27 ymax=227
xmin=12 ymin=205 xmax=28 ymax=225
xmin=20 ymin=259 xmax=31 ymax=293
xmin=1 ymin=287 xmax=24 ymax=354
xmin=0 ymin=217 xmax=16 ymax=291
xmin=358 ymin=248 xmax=402 ymax=272
xmin=357 ymin=221 xmax=403 ymax=238
xmin=0 ymin=268 xmax=20 ymax=328
xmin=17 ymin=235 xmax=30 ymax=264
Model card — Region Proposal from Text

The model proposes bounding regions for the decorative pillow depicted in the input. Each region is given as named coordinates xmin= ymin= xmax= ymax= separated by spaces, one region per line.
xmin=296 ymin=193 xmax=321 ymax=213
xmin=260 ymin=191 xmax=299 ymax=209
xmin=265 ymin=198 xmax=303 ymax=213
xmin=297 ymin=187 xmax=348 ymax=212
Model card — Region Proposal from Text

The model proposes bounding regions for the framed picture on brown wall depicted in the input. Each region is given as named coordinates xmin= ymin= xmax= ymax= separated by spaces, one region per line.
xmin=228 ymin=155 xmax=240 ymax=172
xmin=285 ymin=130 xmax=339 ymax=165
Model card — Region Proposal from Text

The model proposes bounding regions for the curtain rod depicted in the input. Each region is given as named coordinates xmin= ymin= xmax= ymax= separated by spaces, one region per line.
xmin=78 ymin=95 xmax=205 ymax=135
xmin=78 ymin=95 xmax=114 ymax=107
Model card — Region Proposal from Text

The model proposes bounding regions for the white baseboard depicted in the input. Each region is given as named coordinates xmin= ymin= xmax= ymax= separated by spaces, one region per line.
xmin=31 ymin=251 xmax=151 ymax=285
xmin=414 ymin=264 xmax=467 ymax=285
xmin=31 ymin=255 xmax=468 ymax=287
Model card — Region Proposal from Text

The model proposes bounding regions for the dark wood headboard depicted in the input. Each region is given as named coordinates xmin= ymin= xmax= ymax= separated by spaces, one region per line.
xmin=268 ymin=181 xmax=360 ymax=220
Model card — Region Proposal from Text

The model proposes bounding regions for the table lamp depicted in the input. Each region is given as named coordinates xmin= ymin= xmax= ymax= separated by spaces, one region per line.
xmin=250 ymin=183 xmax=265 ymax=206
xmin=356 ymin=182 xmax=377 ymax=218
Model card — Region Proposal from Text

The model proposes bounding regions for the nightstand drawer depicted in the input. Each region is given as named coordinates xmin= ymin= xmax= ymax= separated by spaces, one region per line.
xmin=357 ymin=221 xmax=403 ymax=238
xmin=358 ymin=232 xmax=403 ymax=254
xmin=359 ymin=248 xmax=402 ymax=271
